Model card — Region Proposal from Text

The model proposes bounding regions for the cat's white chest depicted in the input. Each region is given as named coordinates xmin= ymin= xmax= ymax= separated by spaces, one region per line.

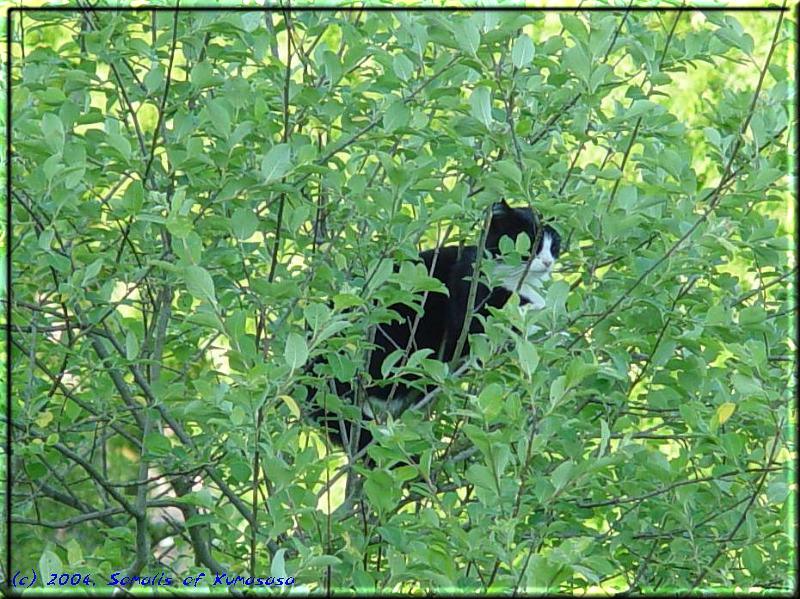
xmin=494 ymin=264 xmax=549 ymax=309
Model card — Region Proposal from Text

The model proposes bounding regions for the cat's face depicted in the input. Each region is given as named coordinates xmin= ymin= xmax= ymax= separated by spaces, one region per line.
xmin=487 ymin=201 xmax=562 ymax=275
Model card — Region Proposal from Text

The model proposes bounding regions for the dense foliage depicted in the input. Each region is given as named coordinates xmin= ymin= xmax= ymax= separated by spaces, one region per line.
xmin=5 ymin=6 xmax=795 ymax=594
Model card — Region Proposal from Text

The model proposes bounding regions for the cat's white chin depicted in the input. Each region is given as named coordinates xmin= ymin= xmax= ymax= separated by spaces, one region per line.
xmin=496 ymin=263 xmax=551 ymax=299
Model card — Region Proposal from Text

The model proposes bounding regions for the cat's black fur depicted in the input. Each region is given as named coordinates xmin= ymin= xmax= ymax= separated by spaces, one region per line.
xmin=309 ymin=201 xmax=561 ymax=458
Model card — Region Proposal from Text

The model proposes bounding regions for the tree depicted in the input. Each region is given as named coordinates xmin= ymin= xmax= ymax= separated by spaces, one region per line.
xmin=4 ymin=6 xmax=794 ymax=594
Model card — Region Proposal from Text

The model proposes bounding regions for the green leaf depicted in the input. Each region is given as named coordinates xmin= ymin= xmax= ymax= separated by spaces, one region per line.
xmin=306 ymin=555 xmax=343 ymax=569
xmin=517 ymin=339 xmax=539 ymax=377
xmin=166 ymin=216 xmax=192 ymax=239
xmin=732 ymin=373 xmax=762 ymax=396
xmin=38 ymin=228 xmax=54 ymax=251
xmin=323 ymin=50 xmax=342 ymax=84
xmin=739 ymin=306 xmax=767 ymax=327
xmin=279 ymin=395 xmax=301 ymax=419
xmin=333 ymin=293 xmax=363 ymax=310
xmin=477 ymin=383 xmax=503 ymax=420
xmin=456 ymin=20 xmax=480 ymax=55
xmin=564 ymin=45 xmax=592 ymax=84
xmin=469 ymin=87 xmax=493 ymax=128
xmin=229 ymin=460 xmax=252 ymax=483
xmin=397 ymin=262 xmax=448 ymax=293
xmin=546 ymin=280 xmax=570 ymax=315
xmin=241 ymin=12 xmax=261 ymax=32
xmin=106 ymin=132 xmax=131 ymax=160
xmin=125 ymin=331 xmax=139 ymax=360
xmin=145 ymin=432 xmax=172 ymax=456
xmin=380 ymin=349 xmax=404 ymax=379
xmin=206 ymin=99 xmax=231 ymax=137
xmin=231 ymin=406 xmax=246 ymax=426
xmin=284 ymin=333 xmax=309 ymax=370
xmin=716 ymin=402 xmax=736 ymax=425
xmin=716 ymin=26 xmax=754 ymax=55
xmin=465 ymin=463 xmax=496 ymax=493
xmin=122 ymin=180 xmax=144 ymax=214
xmin=270 ymin=549 xmax=287 ymax=580
xmin=750 ymin=167 xmax=783 ymax=190
xmin=46 ymin=253 xmax=71 ymax=273
xmin=598 ymin=419 xmax=610 ymax=458
xmin=304 ymin=303 xmax=331 ymax=332
xmin=496 ymin=160 xmax=522 ymax=186
xmin=549 ymin=375 xmax=567 ymax=407
xmin=560 ymin=14 xmax=589 ymax=44
xmin=651 ymin=339 xmax=677 ymax=368
xmin=705 ymin=304 xmax=729 ymax=326
xmin=393 ymin=53 xmax=414 ymax=81
xmin=328 ymin=353 xmax=356 ymax=383
xmin=65 ymin=539 xmax=83 ymax=565
xmin=365 ymin=470 xmax=398 ymax=512
xmin=383 ymin=100 xmax=410 ymax=133
xmin=144 ymin=65 xmax=164 ymax=93
xmin=649 ymin=72 xmax=671 ymax=87
xmin=550 ymin=460 xmax=574 ymax=491
xmin=766 ymin=480 xmax=789 ymax=503
xmin=183 ymin=265 xmax=217 ymax=307
xmin=742 ymin=546 xmax=763 ymax=575
xmin=768 ymin=63 xmax=787 ymax=81
xmin=231 ymin=208 xmax=258 ymax=240
xmin=512 ymin=33 xmax=535 ymax=68
xmin=368 ymin=258 xmax=395 ymax=292
xmin=260 ymin=143 xmax=292 ymax=183
xmin=38 ymin=547 xmax=63 ymax=583
xmin=704 ymin=126 xmax=722 ymax=148
xmin=565 ymin=358 xmax=597 ymax=387
xmin=42 ymin=113 xmax=65 ymax=153
xmin=190 ymin=61 xmax=215 ymax=88
xmin=81 ymin=259 xmax=103 ymax=287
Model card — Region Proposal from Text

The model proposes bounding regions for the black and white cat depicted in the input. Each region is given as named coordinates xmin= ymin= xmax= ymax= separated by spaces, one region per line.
xmin=311 ymin=200 xmax=561 ymax=455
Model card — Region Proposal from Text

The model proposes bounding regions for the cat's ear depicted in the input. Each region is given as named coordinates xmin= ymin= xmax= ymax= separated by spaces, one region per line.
xmin=492 ymin=199 xmax=512 ymax=217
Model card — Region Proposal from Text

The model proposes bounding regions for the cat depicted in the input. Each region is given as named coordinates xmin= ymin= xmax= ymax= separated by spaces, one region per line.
xmin=309 ymin=200 xmax=562 ymax=457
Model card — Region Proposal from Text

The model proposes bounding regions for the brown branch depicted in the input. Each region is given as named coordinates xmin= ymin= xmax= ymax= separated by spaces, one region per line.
xmin=143 ymin=5 xmax=180 ymax=185
xmin=9 ymin=421 xmax=138 ymax=516
xmin=577 ymin=466 xmax=783 ymax=509
xmin=450 ymin=208 xmax=492 ymax=364
xmin=689 ymin=415 xmax=786 ymax=589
